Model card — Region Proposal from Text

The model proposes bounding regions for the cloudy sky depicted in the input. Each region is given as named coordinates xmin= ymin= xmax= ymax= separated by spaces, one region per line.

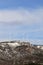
xmin=0 ymin=0 xmax=43 ymax=44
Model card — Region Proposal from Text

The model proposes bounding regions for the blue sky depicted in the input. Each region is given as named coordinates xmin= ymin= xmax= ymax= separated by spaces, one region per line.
xmin=0 ymin=0 xmax=43 ymax=44
xmin=0 ymin=0 xmax=43 ymax=9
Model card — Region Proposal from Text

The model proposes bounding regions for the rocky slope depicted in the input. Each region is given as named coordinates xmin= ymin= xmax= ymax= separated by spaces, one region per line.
xmin=0 ymin=41 xmax=43 ymax=65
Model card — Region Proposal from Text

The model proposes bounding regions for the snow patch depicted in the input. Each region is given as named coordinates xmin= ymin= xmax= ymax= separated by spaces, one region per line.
xmin=8 ymin=42 xmax=20 ymax=48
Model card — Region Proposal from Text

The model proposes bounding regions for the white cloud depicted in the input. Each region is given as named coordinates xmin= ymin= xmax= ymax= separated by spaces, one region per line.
xmin=0 ymin=8 xmax=43 ymax=24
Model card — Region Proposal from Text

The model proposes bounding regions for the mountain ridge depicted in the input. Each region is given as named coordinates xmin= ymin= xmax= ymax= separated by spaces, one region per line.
xmin=0 ymin=41 xmax=43 ymax=65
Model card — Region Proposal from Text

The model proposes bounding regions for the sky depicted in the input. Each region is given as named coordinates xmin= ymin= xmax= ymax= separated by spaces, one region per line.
xmin=0 ymin=0 xmax=43 ymax=45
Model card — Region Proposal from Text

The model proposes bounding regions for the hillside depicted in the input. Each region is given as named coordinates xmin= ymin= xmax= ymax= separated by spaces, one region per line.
xmin=0 ymin=41 xmax=43 ymax=65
